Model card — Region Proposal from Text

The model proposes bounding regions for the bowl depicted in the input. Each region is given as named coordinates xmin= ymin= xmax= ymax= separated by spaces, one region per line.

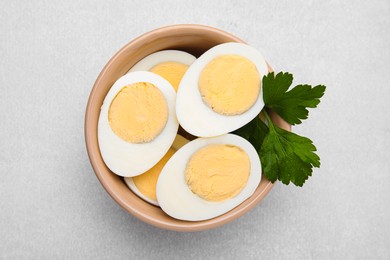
xmin=85 ymin=24 xmax=291 ymax=231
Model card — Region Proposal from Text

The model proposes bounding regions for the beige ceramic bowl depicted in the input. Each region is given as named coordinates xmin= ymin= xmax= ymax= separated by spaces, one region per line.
xmin=85 ymin=24 xmax=290 ymax=231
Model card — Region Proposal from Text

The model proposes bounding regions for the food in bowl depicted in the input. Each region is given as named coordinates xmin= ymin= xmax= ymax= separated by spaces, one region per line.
xmin=97 ymin=42 xmax=267 ymax=220
xmin=95 ymin=34 xmax=325 ymax=223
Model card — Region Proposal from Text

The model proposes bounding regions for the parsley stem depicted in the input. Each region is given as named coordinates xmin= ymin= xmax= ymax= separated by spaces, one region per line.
xmin=263 ymin=109 xmax=275 ymax=131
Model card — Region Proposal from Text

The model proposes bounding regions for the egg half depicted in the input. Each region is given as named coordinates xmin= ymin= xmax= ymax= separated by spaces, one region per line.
xmin=156 ymin=134 xmax=262 ymax=221
xmin=128 ymin=50 xmax=196 ymax=92
xmin=176 ymin=43 xmax=268 ymax=137
xmin=124 ymin=135 xmax=190 ymax=206
xmin=98 ymin=71 xmax=178 ymax=177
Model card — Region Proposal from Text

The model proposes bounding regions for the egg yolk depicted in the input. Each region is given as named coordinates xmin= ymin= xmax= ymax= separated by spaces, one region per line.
xmin=133 ymin=148 xmax=176 ymax=201
xmin=108 ymin=82 xmax=168 ymax=143
xmin=199 ymin=55 xmax=260 ymax=115
xmin=150 ymin=62 xmax=189 ymax=92
xmin=185 ymin=144 xmax=250 ymax=202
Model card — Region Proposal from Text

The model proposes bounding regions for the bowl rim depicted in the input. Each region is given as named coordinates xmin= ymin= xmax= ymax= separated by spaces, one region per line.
xmin=85 ymin=24 xmax=288 ymax=231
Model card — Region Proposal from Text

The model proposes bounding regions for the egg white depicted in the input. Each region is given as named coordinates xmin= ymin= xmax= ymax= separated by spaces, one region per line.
xmin=98 ymin=71 xmax=179 ymax=177
xmin=128 ymin=50 xmax=196 ymax=73
xmin=124 ymin=134 xmax=190 ymax=206
xmin=156 ymin=134 xmax=262 ymax=221
xmin=176 ymin=43 xmax=269 ymax=137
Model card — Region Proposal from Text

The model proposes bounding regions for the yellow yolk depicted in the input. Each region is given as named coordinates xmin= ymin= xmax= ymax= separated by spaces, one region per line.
xmin=133 ymin=148 xmax=176 ymax=201
xmin=199 ymin=55 xmax=260 ymax=116
xmin=150 ymin=62 xmax=189 ymax=92
xmin=185 ymin=144 xmax=250 ymax=202
xmin=108 ymin=82 xmax=168 ymax=143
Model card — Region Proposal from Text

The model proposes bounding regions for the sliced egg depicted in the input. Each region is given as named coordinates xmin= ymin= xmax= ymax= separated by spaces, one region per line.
xmin=156 ymin=134 xmax=261 ymax=221
xmin=128 ymin=50 xmax=196 ymax=91
xmin=98 ymin=71 xmax=178 ymax=177
xmin=176 ymin=43 xmax=269 ymax=137
xmin=124 ymin=135 xmax=190 ymax=206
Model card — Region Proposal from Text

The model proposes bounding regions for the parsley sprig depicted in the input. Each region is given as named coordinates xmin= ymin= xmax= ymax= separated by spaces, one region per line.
xmin=263 ymin=72 xmax=326 ymax=125
xmin=234 ymin=72 xmax=325 ymax=186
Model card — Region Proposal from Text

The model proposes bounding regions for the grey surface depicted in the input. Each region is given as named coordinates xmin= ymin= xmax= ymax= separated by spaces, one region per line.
xmin=1 ymin=0 xmax=389 ymax=259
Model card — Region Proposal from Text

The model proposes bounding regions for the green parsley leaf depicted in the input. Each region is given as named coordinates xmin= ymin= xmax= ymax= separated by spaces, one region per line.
xmin=263 ymin=72 xmax=326 ymax=125
xmin=260 ymin=111 xmax=320 ymax=186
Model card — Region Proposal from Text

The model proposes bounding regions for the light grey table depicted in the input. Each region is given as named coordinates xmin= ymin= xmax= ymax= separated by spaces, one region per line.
xmin=1 ymin=1 xmax=389 ymax=259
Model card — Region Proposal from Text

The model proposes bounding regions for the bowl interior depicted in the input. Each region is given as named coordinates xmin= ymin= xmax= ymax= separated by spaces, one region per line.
xmin=85 ymin=25 xmax=290 ymax=231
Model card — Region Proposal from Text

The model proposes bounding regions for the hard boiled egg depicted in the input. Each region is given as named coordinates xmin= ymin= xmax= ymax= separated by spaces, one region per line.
xmin=156 ymin=134 xmax=262 ymax=221
xmin=128 ymin=50 xmax=196 ymax=92
xmin=124 ymin=135 xmax=190 ymax=206
xmin=176 ymin=43 xmax=268 ymax=137
xmin=98 ymin=71 xmax=178 ymax=177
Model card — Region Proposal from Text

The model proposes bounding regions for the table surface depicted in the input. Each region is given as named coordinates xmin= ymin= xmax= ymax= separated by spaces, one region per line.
xmin=1 ymin=0 xmax=389 ymax=259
